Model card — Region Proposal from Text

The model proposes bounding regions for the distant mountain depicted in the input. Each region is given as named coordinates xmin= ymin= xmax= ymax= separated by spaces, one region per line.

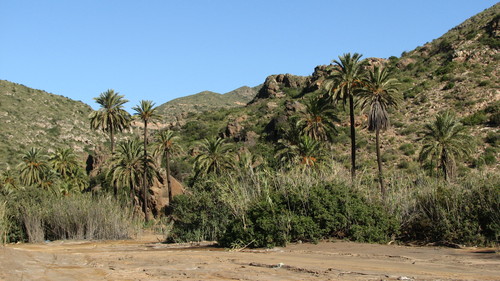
xmin=0 ymin=80 xmax=105 ymax=169
xmin=156 ymin=85 xmax=261 ymax=122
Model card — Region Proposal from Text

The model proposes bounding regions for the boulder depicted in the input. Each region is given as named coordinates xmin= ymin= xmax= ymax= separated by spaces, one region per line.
xmin=149 ymin=175 xmax=185 ymax=216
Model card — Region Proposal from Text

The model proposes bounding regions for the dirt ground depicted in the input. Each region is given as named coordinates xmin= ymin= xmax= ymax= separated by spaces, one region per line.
xmin=0 ymin=235 xmax=498 ymax=281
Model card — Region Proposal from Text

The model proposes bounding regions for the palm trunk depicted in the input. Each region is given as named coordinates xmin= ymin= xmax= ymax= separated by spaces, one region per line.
xmin=110 ymin=128 xmax=115 ymax=154
xmin=375 ymin=128 xmax=385 ymax=197
xmin=143 ymin=120 xmax=149 ymax=222
xmin=166 ymin=151 xmax=173 ymax=205
xmin=110 ymin=128 xmax=118 ymax=197
xmin=441 ymin=150 xmax=448 ymax=182
xmin=349 ymin=94 xmax=356 ymax=182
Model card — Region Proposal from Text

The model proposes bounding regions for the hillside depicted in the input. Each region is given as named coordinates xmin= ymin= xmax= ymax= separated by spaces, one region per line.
xmin=0 ymin=4 xmax=497 ymax=175
xmin=156 ymin=85 xmax=261 ymax=123
xmin=171 ymin=3 xmax=499 ymax=175
xmin=0 ymin=80 xmax=105 ymax=169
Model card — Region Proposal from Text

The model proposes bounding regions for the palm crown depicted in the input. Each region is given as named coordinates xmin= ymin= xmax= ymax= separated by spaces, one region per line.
xmin=89 ymin=89 xmax=131 ymax=153
xmin=418 ymin=111 xmax=473 ymax=181
xmin=357 ymin=66 xmax=401 ymax=132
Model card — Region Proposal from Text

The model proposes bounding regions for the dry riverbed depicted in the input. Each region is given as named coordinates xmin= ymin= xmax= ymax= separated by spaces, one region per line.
xmin=0 ymin=235 xmax=498 ymax=281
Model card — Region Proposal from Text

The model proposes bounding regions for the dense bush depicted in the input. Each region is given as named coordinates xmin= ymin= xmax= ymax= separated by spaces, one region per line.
xmin=400 ymin=176 xmax=499 ymax=245
xmin=399 ymin=143 xmax=416 ymax=156
xmin=462 ymin=111 xmax=488 ymax=126
xmin=219 ymin=183 xmax=399 ymax=248
xmin=169 ymin=190 xmax=232 ymax=242
xmin=485 ymin=132 xmax=500 ymax=146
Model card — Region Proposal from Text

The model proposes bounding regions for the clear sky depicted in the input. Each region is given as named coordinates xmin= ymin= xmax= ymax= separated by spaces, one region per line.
xmin=1 ymin=0 xmax=497 ymax=111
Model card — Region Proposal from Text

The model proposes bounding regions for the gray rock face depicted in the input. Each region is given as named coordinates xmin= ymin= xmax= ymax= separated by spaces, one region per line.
xmin=253 ymin=74 xmax=310 ymax=100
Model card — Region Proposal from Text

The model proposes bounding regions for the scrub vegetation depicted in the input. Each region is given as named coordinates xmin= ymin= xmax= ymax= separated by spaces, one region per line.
xmin=0 ymin=4 xmax=498 ymax=247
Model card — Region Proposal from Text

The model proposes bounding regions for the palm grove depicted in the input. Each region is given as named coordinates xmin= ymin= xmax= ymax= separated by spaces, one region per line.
xmin=1 ymin=53 xmax=498 ymax=247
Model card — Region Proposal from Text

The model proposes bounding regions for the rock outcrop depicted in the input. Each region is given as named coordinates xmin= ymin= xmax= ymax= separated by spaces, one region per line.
xmin=252 ymin=74 xmax=310 ymax=100
xmin=149 ymin=175 xmax=185 ymax=216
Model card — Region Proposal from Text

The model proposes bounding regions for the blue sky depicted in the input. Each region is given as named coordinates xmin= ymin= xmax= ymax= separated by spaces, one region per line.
xmin=1 ymin=0 xmax=497 ymax=111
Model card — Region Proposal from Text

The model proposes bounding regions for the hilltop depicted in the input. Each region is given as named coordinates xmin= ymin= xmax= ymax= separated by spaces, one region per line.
xmin=156 ymin=85 xmax=261 ymax=123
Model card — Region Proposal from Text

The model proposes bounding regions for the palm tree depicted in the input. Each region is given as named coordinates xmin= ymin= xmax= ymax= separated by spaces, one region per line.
xmin=154 ymin=129 xmax=181 ymax=204
xmin=275 ymin=135 xmax=323 ymax=170
xmin=108 ymin=139 xmax=145 ymax=203
xmin=357 ymin=66 xmax=401 ymax=195
xmin=89 ymin=89 xmax=131 ymax=154
xmin=49 ymin=148 xmax=88 ymax=193
xmin=17 ymin=148 xmax=50 ymax=187
xmin=323 ymin=53 xmax=365 ymax=181
xmin=194 ymin=137 xmax=234 ymax=178
xmin=49 ymin=148 xmax=79 ymax=179
xmin=418 ymin=111 xmax=473 ymax=181
xmin=0 ymin=170 xmax=20 ymax=195
xmin=296 ymin=95 xmax=338 ymax=142
xmin=133 ymin=100 xmax=159 ymax=221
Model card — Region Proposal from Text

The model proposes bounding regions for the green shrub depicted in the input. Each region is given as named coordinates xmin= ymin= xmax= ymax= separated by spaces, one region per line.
xmin=403 ymin=178 xmax=499 ymax=245
xmin=442 ymin=82 xmax=455 ymax=90
xmin=169 ymin=190 xmax=232 ymax=242
xmin=219 ymin=183 xmax=399 ymax=248
xmin=475 ymin=147 xmax=498 ymax=167
xmin=478 ymin=80 xmax=491 ymax=87
xmin=282 ymin=87 xmax=303 ymax=98
xmin=488 ymin=112 xmax=500 ymax=127
xmin=397 ymin=161 xmax=410 ymax=169
xmin=485 ymin=132 xmax=500 ymax=146
xmin=435 ymin=61 xmax=457 ymax=76
xmin=399 ymin=124 xmax=418 ymax=136
xmin=399 ymin=143 xmax=415 ymax=156
xmin=462 ymin=111 xmax=488 ymax=126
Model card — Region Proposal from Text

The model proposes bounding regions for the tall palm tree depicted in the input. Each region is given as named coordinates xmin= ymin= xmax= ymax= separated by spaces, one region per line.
xmin=17 ymin=148 xmax=50 ymax=187
xmin=296 ymin=95 xmax=338 ymax=142
xmin=89 ymin=89 xmax=131 ymax=154
xmin=108 ymin=139 xmax=145 ymax=203
xmin=357 ymin=66 xmax=401 ymax=195
xmin=323 ymin=53 xmax=365 ymax=181
xmin=133 ymin=100 xmax=159 ymax=221
xmin=154 ymin=129 xmax=181 ymax=204
xmin=418 ymin=111 xmax=473 ymax=181
xmin=194 ymin=137 xmax=234 ymax=178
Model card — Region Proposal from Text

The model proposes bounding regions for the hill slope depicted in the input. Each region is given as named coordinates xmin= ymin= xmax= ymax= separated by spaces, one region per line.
xmin=0 ymin=80 xmax=105 ymax=169
xmin=156 ymin=85 xmax=261 ymax=122
xmin=171 ymin=3 xmax=499 ymax=175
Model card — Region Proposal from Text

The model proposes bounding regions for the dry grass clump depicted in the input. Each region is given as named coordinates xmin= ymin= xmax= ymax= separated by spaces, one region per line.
xmin=6 ymin=189 xmax=140 ymax=243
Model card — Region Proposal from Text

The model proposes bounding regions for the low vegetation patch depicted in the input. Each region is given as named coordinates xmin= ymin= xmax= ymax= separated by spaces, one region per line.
xmin=2 ymin=188 xmax=139 ymax=243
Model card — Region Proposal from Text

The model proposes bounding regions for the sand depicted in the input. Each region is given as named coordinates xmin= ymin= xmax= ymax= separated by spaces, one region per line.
xmin=0 ymin=236 xmax=498 ymax=280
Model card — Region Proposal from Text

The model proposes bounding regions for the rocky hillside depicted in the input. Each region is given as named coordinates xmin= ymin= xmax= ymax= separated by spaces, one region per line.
xmin=171 ymin=3 xmax=499 ymax=174
xmin=156 ymin=85 xmax=261 ymax=123
xmin=0 ymin=80 xmax=105 ymax=169
xmin=1 ymin=4 xmax=497 ymax=175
